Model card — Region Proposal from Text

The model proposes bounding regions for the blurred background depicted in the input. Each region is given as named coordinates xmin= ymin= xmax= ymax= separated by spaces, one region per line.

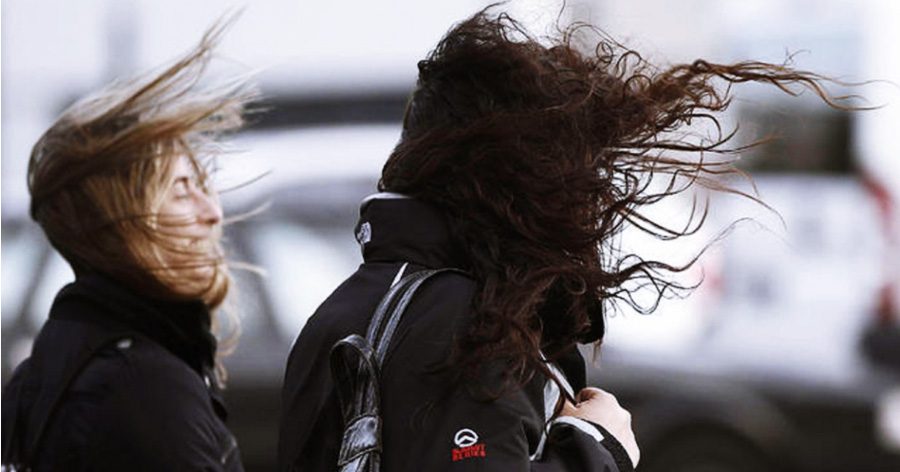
xmin=2 ymin=1 xmax=899 ymax=471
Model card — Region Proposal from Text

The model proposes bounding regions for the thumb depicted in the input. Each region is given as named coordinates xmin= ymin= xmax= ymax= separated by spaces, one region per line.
xmin=560 ymin=400 xmax=578 ymax=417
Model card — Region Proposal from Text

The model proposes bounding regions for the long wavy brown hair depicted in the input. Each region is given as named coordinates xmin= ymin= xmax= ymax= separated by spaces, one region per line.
xmin=27 ymin=17 xmax=257 ymax=379
xmin=380 ymin=7 xmax=858 ymax=392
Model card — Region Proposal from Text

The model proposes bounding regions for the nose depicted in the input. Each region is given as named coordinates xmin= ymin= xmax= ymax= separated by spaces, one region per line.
xmin=196 ymin=190 xmax=223 ymax=226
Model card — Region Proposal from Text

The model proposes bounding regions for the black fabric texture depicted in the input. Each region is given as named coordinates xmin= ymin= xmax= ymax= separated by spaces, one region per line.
xmin=1 ymin=273 xmax=242 ymax=471
xmin=55 ymin=272 xmax=218 ymax=376
xmin=589 ymin=421 xmax=635 ymax=472
xmin=279 ymin=196 xmax=625 ymax=472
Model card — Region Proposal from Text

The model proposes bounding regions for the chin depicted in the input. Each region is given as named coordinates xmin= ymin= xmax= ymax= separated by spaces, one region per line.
xmin=166 ymin=261 xmax=221 ymax=300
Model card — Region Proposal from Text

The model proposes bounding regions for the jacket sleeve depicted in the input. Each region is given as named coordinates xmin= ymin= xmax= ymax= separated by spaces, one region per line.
xmin=86 ymin=343 xmax=242 ymax=472
xmin=1 ymin=360 xmax=31 ymax=468
xmin=380 ymin=274 xmax=634 ymax=472
xmin=385 ymin=368 xmax=633 ymax=472
xmin=539 ymin=417 xmax=635 ymax=472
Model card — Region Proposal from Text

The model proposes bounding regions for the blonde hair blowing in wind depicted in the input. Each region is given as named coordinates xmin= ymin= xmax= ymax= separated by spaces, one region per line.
xmin=27 ymin=16 xmax=258 ymax=373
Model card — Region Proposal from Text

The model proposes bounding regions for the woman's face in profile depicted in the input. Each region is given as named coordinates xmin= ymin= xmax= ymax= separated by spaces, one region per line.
xmin=157 ymin=155 xmax=223 ymax=279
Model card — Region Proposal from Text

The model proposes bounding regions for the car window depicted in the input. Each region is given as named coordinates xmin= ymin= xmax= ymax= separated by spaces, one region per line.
xmin=249 ymin=221 xmax=361 ymax=339
xmin=602 ymin=176 xmax=886 ymax=382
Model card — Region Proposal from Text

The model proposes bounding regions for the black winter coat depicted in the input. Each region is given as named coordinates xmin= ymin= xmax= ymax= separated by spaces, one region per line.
xmin=278 ymin=195 xmax=634 ymax=471
xmin=1 ymin=273 xmax=243 ymax=471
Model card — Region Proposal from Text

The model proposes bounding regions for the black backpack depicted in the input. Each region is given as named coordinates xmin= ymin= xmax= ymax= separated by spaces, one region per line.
xmin=329 ymin=268 xmax=465 ymax=472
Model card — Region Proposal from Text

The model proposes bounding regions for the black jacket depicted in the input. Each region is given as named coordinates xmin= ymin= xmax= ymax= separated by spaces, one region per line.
xmin=1 ymin=274 xmax=243 ymax=471
xmin=278 ymin=195 xmax=634 ymax=471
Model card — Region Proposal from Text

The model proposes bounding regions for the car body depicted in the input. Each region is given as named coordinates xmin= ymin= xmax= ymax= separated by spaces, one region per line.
xmin=4 ymin=120 xmax=898 ymax=471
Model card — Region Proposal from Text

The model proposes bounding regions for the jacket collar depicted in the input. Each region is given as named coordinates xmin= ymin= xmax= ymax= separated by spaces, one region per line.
xmin=51 ymin=272 xmax=217 ymax=375
xmin=355 ymin=193 xmax=467 ymax=269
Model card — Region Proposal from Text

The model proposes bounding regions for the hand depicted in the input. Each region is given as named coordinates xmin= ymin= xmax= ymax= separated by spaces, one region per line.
xmin=561 ymin=387 xmax=640 ymax=467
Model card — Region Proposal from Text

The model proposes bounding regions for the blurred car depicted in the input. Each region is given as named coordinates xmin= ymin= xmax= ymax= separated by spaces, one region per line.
xmin=4 ymin=106 xmax=899 ymax=471
xmin=592 ymin=173 xmax=900 ymax=472
xmin=5 ymin=172 xmax=899 ymax=472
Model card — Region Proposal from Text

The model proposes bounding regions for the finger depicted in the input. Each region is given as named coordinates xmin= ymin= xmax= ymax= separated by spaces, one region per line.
xmin=560 ymin=400 xmax=578 ymax=417
xmin=577 ymin=387 xmax=606 ymax=402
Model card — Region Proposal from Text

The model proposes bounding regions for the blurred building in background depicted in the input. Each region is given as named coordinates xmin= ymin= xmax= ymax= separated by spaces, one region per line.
xmin=3 ymin=1 xmax=899 ymax=471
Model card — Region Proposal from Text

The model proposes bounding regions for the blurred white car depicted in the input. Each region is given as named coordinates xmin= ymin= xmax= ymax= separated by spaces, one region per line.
xmin=4 ymin=105 xmax=899 ymax=471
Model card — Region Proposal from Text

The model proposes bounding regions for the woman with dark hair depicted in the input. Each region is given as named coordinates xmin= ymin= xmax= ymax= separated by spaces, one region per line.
xmin=1 ymin=20 xmax=255 ymax=471
xmin=279 ymin=8 xmax=848 ymax=471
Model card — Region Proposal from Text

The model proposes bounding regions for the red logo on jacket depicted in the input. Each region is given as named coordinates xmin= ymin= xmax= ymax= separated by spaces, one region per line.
xmin=451 ymin=428 xmax=487 ymax=462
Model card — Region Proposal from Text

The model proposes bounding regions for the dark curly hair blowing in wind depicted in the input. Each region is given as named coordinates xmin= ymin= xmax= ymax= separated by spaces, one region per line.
xmin=379 ymin=9 xmax=854 ymax=392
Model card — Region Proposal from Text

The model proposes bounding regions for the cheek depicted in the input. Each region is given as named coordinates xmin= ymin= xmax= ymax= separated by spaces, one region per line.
xmin=157 ymin=202 xmax=196 ymax=235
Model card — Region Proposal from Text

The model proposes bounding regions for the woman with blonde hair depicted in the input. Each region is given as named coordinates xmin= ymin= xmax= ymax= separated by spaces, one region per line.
xmin=2 ymin=20 xmax=255 ymax=471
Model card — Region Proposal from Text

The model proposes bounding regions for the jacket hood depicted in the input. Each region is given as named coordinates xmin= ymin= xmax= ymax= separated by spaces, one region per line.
xmin=354 ymin=193 xmax=468 ymax=270
xmin=52 ymin=272 xmax=218 ymax=375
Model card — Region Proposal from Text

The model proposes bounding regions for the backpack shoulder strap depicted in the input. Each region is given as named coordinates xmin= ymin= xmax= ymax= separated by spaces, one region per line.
xmin=329 ymin=267 xmax=468 ymax=472
xmin=370 ymin=268 xmax=466 ymax=364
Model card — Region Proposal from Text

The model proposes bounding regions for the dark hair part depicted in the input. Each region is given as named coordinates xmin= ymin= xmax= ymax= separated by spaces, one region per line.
xmin=380 ymin=8 xmax=857 ymax=392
